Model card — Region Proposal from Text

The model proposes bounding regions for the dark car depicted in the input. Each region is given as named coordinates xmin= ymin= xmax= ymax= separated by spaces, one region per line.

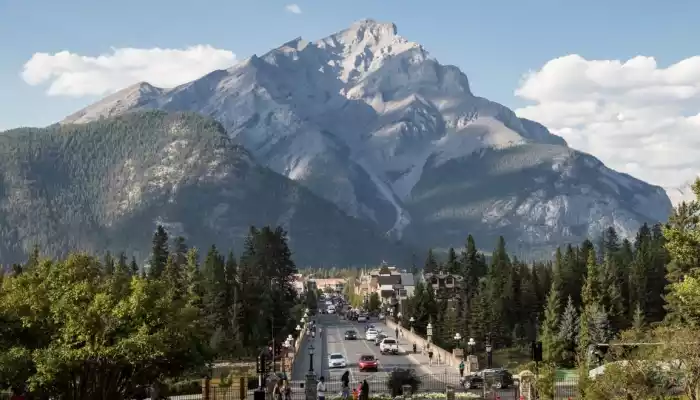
xmin=374 ymin=333 xmax=387 ymax=346
xmin=344 ymin=330 xmax=358 ymax=340
xmin=461 ymin=368 xmax=514 ymax=390
xmin=358 ymin=355 xmax=379 ymax=372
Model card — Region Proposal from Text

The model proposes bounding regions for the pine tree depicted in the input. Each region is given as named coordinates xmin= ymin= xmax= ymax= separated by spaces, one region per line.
xmin=540 ymin=279 xmax=563 ymax=363
xmin=581 ymin=250 xmax=600 ymax=307
xmin=558 ymin=296 xmax=579 ymax=359
xmin=130 ymin=256 xmax=139 ymax=277
xmin=103 ymin=251 xmax=115 ymax=275
xmin=149 ymin=225 xmax=169 ymax=278
xmin=424 ymin=249 xmax=439 ymax=274
xmin=446 ymin=247 xmax=460 ymax=275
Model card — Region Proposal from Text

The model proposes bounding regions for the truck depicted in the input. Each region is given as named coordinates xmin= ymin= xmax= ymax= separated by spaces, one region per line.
xmin=379 ymin=338 xmax=399 ymax=355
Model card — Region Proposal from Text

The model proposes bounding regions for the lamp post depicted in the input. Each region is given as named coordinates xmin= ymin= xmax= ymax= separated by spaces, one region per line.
xmin=296 ymin=324 xmax=302 ymax=338
xmin=427 ymin=321 xmax=433 ymax=344
xmin=485 ymin=333 xmax=493 ymax=369
xmin=282 ymin=336 xmax=291 ymax=375
xmin=308 ymin=344 xmax=315 ymax=373
xmin=409 ymin=316 xmax=415 ymax=333
xmin=467 ymin=338 xmax=476 ymax=355
xmin=454 ymin=332 xmax=463 ymax=351
xmin=397 ymin=312 xmax=403 ymax=326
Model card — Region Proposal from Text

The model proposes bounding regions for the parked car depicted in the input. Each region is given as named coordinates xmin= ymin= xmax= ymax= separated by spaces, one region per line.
xmin=460 ymin=368 xmax=514 ymax=390
xmin=379 ymin=338 xmax=399 ymax=354
xmin=357 ymin=314 xmax=368 ymax=322
xmin=365 ymin=328 xmax=378 ymax=341
xmin=328 ymin=353 xmax=347 ymax=369
xmin=344 ymin=330 xmax=358 ymax=340
xmin=358 ymin=354 xmax=379 ymax=372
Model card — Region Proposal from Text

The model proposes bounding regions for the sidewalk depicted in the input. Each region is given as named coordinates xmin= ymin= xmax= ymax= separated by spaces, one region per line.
xmin=398 ymin=341 xmax=461 ymax=376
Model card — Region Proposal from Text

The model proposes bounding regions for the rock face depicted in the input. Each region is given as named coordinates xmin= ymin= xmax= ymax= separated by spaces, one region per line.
xmin=62 ymin=19 xmax=672 ymax=256
xmin=0 ymin=111 xmax=409 ymax=266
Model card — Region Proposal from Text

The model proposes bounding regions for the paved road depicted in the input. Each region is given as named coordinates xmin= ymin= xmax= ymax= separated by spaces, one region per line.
xmin=299 ymin=314 xmax=521 ymax=399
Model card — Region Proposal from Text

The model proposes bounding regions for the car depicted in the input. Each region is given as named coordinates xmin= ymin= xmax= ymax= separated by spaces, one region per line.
xmin=365 ymin=328 xmax=378 ymax=341
xmin=374 ymin=333 xmax=387 ymax=346
xmin=379 ymin=338 xmax=399 ymax=354
xmin=461 ymin=368 xmax=514 ymax=390
xmin=328 ymin=353 xmax=347 ymax=369
xmin=357 ymin=314 xmax=367 ymax=322
xmin=358 ymin=355 xmax=379 ymax=372
xmin=378 ymin=313 xmax=385 ymax=319
xmin=344 ymin=330 xmax=358 ymax=340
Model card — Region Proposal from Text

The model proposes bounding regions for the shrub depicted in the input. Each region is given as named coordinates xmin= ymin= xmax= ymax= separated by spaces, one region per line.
xmin=386 ymin=368 xmax=421 ymax=397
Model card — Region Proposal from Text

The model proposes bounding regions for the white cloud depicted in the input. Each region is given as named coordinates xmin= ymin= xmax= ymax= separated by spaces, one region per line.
xmin=515 ymin=54 xmax=700 ymax=205
xmin=22 ymin=45 xmax=236 ymax=97
xmin=285 ymin=4 xmax=302 ymax=14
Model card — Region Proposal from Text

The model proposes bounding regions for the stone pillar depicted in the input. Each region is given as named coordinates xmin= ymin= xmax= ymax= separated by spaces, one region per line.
xmin=305 ymin=372 xmax=317 ymax=400
xmin=466 ymin=355 xmax=479 ymax=374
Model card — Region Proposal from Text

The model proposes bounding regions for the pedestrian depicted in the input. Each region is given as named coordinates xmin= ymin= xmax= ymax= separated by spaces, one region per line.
xmin=428 ymin=349 xmax=434 ymax=366
xmin=395 ymin=327 xmax=399 ymax=338
xmin=341 ymin=370 xmax=350 ymax=388
xmin=412 ymin=343 xmax=417 ymax=353
xmin=283 ymin=380 xmax=292 ymax=400
xmin=273 ymin=380 xmax=283 ymax=400
xmin=360 ymin=379 xmax=369 ymax=400
xmin=459 ymin=360 xmax=465 ymax=377
xmin=317 ymin=376 xmax=327 ymax=400
xmin=352 ymin=387 xmax=359 ymax=400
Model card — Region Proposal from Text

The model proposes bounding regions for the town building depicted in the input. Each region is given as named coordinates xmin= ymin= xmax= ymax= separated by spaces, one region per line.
xmin=355 ymin=262 xmax=416 ymax=302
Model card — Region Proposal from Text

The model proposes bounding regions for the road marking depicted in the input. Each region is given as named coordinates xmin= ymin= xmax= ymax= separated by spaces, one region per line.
xmin=334 ymin=325 xmax=355 ymax=385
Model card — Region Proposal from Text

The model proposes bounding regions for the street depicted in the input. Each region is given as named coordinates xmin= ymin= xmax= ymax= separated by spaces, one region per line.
xmin=291 ymin=312 xmax=519 ymax=399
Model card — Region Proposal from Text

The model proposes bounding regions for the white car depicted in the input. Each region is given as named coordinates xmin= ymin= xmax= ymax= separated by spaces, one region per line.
xmin=357 ymin=315 xmax=367 ymax=322
xmin=379 ymin=338 xmax=399 ymax=354
xmin=328 ymin=353 xmax=347 ymax=368
xmin=365 ymin=328 xmax=378 ymax=341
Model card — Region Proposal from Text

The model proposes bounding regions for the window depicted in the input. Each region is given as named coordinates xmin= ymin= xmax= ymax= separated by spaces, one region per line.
xmin=330 ymin=354 xmax=344 ymax=359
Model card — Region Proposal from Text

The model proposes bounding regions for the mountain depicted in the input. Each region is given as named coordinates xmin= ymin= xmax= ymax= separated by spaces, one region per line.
xmin=62 ymin=19 xmax=673 ymax=256
xmin=0 ymin=111 xmax=409 ymax=266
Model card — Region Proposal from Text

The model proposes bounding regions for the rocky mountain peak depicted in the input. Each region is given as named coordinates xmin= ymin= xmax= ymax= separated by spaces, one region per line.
xmin=57 ymin=20 xmax=673 ymax=258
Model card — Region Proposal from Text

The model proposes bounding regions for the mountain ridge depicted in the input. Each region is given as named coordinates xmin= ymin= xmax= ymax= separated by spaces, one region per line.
xmin=0 ymin=111 xmax=411 ymax=266
xmin=60 ymin=19 xmax=672 ymax=256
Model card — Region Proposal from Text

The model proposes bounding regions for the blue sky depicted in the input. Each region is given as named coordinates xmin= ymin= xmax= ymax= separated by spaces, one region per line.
xmin=1 ymin=0 xmax=699 ymax=198
xmin=1 ymin=0 xmax=695 ymax=129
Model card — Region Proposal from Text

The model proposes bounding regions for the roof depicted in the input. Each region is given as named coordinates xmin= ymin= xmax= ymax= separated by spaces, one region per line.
xmin=378 ymin=275 xmax=401 ymax=285
xmin=400 ymin=273 xmax=415 ymax=286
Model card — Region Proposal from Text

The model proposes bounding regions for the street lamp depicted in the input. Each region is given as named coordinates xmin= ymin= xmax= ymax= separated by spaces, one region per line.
xmin=282 ymin=336 xmax=292 ymax=375
xmin=308 ymin=344 xmax=315 ymax=373
xmin=467 ymin=338 xmax=476 ymax=355
xmin=296 ymin=325 xmax=302 ymax=336
xmin=427 ymin=321 xmax=433 ymax=343
xmin=409 ymin=316 xmax=415 ymax=333
xmin=397 ymin=312 xmax=403 ymax=326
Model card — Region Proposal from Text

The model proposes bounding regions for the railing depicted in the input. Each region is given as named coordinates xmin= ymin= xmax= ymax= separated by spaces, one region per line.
xmin=288 ymin=322 xmax=308 ymax=377
xmin=385 ymin=319 xmax=459 ymax=367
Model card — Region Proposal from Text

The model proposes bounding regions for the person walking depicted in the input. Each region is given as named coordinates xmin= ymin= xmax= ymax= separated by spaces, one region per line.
xmin=341 ymin=370 xmax=350 ymax=400
xmin=360 ymin=379 xmax=369 ymax=400
xmin=395 ymin=327 xmax=399 ymax=339
xmin=317 ymin=376 xmax=327 ymax=400
xmin=283 ymin=380 xmax=292 ymax=400
xmin=459 ymin=360 xmax=465 ymax=377
xmin=273 ymin=380 xmax=283 ymax=400
xmin=428 ymin=348 xmax=434 ymax=366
